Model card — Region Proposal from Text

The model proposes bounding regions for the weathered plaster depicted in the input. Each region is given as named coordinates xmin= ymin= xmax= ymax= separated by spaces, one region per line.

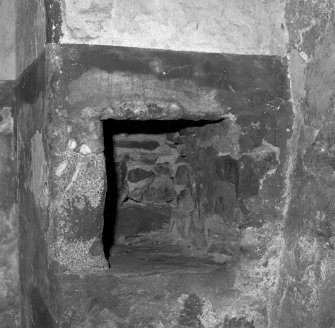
xmin=16 ymin=0 xmax=46 ymax=76
xmin=59 ymin=0 xmax=288 ymax=56
xmin=0 ymin=0 xmax=16 ymax=80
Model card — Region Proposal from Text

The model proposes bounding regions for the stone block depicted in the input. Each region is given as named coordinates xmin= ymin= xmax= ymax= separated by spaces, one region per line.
xmin=114 ymin=140 xmax=160 ymax=151
xmin=115 ymin=204 xmax=171 ymax=238
xmin=142 ymin=177 xmax=177 ymax=204
xmin=127 ymin=168 xmax=154 ymax=183
xmin=153 ymin=163 xmax=171 ymax=177
xmin=174 ymin=164 xmax=190 ymax=185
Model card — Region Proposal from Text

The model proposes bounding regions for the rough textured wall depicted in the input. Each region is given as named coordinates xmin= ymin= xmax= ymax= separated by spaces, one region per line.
xmin=57 ymin=0 xmax=288 ymax=56
xmin=0 ymin=0 xmax=16 ymax=80
xmin=0 ymin=82 xmax=19 ymax=327
xmin=271 ymin=1 xmax=335 ymax=327
xmin=111 ymin=114 xmax=287 ymax=261
xmin=45 ymin=44 xmax=291 ymax=271
xmin=16 ymin=0 xmax=46 ymax=77
xmin=16 ymin=55 xmax=59 ymax=328
xmin=42 ymin=43 xmax=293 ymax=327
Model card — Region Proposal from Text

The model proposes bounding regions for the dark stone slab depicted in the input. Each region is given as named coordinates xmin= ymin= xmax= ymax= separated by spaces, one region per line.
xmin=48 ymin=44 xmax=290 ymax=120
xmin=114 ymin=140 xmax=160 ymax=151
xmin=115 ymin=204 xmax=171 ymax=237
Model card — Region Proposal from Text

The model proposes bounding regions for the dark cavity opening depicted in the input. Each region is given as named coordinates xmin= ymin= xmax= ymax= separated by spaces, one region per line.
xmin=102 ymin=119 xmax=224 ymax=265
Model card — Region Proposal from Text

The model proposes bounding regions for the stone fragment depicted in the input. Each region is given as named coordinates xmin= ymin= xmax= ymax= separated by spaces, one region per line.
xmin=205 ymin=214 xmax=241 ymax=257
xmin=55 ymin=160 xmax=68 ymax=177
xmin=114 ymin=140 xmax=160 ymax=151
xmin=166 ymin=132 xmax=182 ymax=144
xmin=79 ymin=144 xmax=92 ymax=155
xmin=116 ymin=159 xmax=129 ymax=203
xmin=68 ymin=139 xmax=77 ymax=150
xmin=237 ymin=115 xmax=264 ymax=152
xmin=215 ymin=156 xmax=239 ymax=188
xmin=239 ymin=148 xmax=278 ymax=199
xmin=174 ymin=164 xmax=190 ymax=185
xmin=142 ymin=176 xmax=177 ymax=204
xmin=153 ymin=163 xmax=171 ymax=177
xmin=177 ymin=188 xmax=195 ymax=211
xmin=127 ymin=168 xmax=154 ymax=183
xmin=89 ymin=239 xmax=104 ymax=256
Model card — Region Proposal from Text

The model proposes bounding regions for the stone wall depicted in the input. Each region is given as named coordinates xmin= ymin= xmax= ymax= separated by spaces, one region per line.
xmin=40 ymin=43 xmax=293 ymax=326
xmin=16 ymin=54 xmax=59 ymax=328
xmin=270 ymin=1 xmax=335 ymax=327
xmin=0 ymin=82 xmax=19 ymax=327
xmin=111 ymin=113 xmax=288 ymax=266
xmin=44 ymin=44 xmax=291 ymax=273
xmin=2 ymin=0 xmax=335 ymax=327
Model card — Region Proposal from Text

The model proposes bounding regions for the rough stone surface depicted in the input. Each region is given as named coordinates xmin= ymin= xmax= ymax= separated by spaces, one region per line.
xmin=38 ymin=43 xmax=292 ymax=327
xmin=49 ymin=44 xmax=289 ymax=121
xmin=4 ymin=1 xmax=335 ymax=327
xmin=270 ymin=3 xmax=335 ymax=327
xmin=56 ymin=244 xmax=266 ymax=328
xmin=0 ymin=82 xmax=19 ymax=327
xmin=16 ymin=54 xmax=59 ymax=328
xmin=0 ymin=0 xmax=16 ymax=80
xmin=59 ymin=0 xmax=288 ymax=56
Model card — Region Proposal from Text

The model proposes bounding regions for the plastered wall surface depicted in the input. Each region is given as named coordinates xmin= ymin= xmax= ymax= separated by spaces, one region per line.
xmin=59 ymin=0 xmax=288 ymax=56
xmin=0 ymin=0 xmax=16 ymax=80
xmin=16 ymin=0 xmax=46 ymax=77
